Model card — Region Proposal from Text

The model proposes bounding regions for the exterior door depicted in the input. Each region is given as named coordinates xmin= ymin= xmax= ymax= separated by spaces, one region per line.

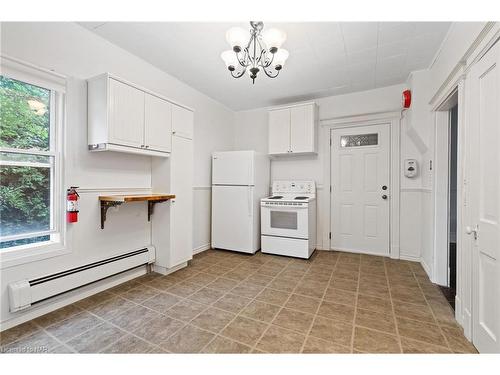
xmin=144 ymin=93 xmax=172 ymax=153
xmin=469 ymin=40 xmax=500 ymax=353
xmin=108 ymin=78 xmax=145 ymax=148
xmin=269 ymin=108 xmax=290 ymax=154
xmin=330 ymin=124 xmax=390 ymax=255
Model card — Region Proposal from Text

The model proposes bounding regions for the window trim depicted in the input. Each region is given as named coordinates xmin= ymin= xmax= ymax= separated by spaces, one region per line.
xmin=0 ymin=56 xmax=68 ymax=269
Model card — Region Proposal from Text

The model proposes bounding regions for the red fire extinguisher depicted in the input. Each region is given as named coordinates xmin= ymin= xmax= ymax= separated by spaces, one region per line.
xmin=67 ymin=186 xmax=80 ymax=223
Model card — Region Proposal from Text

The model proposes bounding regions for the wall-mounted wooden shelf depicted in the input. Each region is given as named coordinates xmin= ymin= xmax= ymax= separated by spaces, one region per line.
xmin=98 ymin=194 xmax=175 ymax=229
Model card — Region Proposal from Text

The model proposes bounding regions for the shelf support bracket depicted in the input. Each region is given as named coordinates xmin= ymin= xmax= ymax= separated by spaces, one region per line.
xmin=148 ymin=199 xmax=169 ymax=221
xmin=100 ymin=201 xmax=123 ymax=229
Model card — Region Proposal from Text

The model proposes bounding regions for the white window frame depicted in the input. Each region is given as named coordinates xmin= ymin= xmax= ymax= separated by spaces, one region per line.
xmin=0 ymin=55 xmax=68 ymax=269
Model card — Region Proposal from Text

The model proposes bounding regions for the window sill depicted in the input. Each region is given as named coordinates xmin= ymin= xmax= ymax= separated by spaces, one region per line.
xmin=0 ymin=240 xmax=70 ymax=270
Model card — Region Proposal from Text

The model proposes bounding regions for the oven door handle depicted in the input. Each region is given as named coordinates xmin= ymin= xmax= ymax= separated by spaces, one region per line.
xmin=262 ymin=205 xmax=308 ymax=210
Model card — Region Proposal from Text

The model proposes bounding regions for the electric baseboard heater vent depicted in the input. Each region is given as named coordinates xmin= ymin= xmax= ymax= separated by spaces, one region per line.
xmin=8 ymin=247 xmax=155 ymax=312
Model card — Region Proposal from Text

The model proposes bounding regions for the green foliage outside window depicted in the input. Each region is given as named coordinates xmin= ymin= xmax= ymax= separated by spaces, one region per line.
xmin=0 ymin=76 xmax=52 ymax=247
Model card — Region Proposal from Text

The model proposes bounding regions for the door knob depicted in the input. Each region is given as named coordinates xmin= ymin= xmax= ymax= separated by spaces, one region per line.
xmin=382 ymin=185 xmax=388 ymax=190
xmin=466 ymin=225 xmax=478 ymax=240
xmin=382 ymin=194 xmax=388 ymax=200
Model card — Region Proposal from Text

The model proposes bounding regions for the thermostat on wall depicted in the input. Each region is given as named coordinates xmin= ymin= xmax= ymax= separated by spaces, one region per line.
xmin=404 ymin=159 xmax=418 ymax=178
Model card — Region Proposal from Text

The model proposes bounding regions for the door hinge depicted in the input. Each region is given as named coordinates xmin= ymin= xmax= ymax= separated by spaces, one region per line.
xmin=330 ymin=185 xmax=332 ymax=193
xmin=330 ymin=138 xmax=332 ymax=146
xmin=329 ymin=232 xmax=331 ymax=240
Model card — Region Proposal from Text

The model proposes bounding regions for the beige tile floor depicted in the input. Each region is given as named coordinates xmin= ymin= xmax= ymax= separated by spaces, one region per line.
xmin=0 ymin=250 xmax=478 ymax=354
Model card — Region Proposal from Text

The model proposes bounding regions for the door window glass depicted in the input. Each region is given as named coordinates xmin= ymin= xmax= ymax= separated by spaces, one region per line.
xmin=340 ymin=133 xmax=378 ymax=147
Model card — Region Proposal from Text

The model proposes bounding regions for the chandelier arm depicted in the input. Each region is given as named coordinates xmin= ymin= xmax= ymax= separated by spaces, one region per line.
xmin=257 ymin=39 xmax=274 ymax=68
xmin=261 ymin=49 xmax=275 ymax=68
xmin=230 ymin=68 xmax=247 ymax=79
xmin=235 ymin=48 xmax=248 ymax=67
xmin=262 ymin=66 xmax=280 ymax=78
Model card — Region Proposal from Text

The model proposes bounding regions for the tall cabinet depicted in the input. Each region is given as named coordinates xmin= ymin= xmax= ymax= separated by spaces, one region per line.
xmin=152 ymin=106 xmax=194 ymax=273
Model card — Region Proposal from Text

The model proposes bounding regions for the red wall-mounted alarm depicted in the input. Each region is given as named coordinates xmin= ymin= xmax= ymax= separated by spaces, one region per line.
xmin=402 ymin=90 xmax=412 ymax=109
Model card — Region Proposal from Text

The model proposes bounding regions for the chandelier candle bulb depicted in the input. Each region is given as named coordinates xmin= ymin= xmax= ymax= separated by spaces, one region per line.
xmin=226 ymin=27 xmax=248 ymax=51
xmin=221 ymin=50 xmax=239 ymax=69
xmin=273 ymin=49 xmax=289 ymax=68
xmin=262 ymin=28 xmax=287 ymax=50
xmin=222 ymin=21 xmax=288 ymax=84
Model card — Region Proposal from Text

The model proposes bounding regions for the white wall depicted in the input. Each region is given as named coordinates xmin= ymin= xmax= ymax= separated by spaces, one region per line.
xmin=403 ymin=22 xmax=488 ymax=281
xmin=0 ymin=22 xmax=234 ymax=328
xmin=234 ymin=84 xmax=415 ymax=252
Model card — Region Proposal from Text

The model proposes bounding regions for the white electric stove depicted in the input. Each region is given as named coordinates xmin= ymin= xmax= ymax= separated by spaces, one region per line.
xmin=260 ymin=181 xmax=316 ymax=259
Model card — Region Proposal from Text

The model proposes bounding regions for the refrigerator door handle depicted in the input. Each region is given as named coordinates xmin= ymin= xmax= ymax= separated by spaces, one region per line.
xmin=247 ymin=186 xmax=252 ymax=217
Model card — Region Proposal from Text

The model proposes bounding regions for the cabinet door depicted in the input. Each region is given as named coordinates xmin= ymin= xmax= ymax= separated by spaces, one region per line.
xmin=108 ymin=78 xmax=145 ymax=148
xmin=290 ymin=104 xmax=316 ymax=153
xmin=172 ymin=105 xmax=194 ymax=140
xmin=169 ymin=135 xmax=193 ymax=267
xmin=268 ymin=108 xmax=290 ymax=154
xmin=144 ymin=94 xmax=172 ymax=153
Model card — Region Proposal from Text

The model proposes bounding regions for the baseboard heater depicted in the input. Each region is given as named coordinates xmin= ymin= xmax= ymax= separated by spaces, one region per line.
xmin=8 ymin=247 xmax=155 ymax=312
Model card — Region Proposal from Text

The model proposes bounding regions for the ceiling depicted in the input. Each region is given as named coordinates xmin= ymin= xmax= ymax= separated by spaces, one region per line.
xmin=79 ymin=22 xmax=451 ymax=111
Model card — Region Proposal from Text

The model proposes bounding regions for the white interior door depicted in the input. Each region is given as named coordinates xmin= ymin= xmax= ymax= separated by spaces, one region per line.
xmin=330 ymin=124 xmax=390 ymax=255
xmin=469 ymin=41 xmax=500 ymax=353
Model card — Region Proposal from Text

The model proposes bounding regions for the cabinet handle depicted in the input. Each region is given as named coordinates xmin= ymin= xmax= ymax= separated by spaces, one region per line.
xmin=140 ymin=145 xmax=144 ymax=148
xmin=172 ymin=131 xmax=176 ymax=135
xmin=145 ymin=145 xmax=149 ymax=148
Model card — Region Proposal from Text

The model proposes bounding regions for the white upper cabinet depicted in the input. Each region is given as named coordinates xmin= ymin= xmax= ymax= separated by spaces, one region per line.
xmin=88 ymin=73 xmax=193 ymax=157
xmin=144 ymin=93 xmax=172 ymax=153
xmin=268 ymin=102 xmax=317 ymax=155
xmin=268 ymin=108 xmax=290 ymax=154
xmin=172 ymin=105 xmax=194 ymax=140
xmin=108 ymin=78 xmax=145 ymax=149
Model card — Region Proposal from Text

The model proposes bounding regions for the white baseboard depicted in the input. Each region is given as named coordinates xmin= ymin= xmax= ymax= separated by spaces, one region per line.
xmin=193 ymin=243 xmax=211 ymax=255
xmin=455 ymin=295 xmax=463 ymax=325
xmin=153 ymin=261 xmax=187 ymax=276
xmin=0 ymin=266 xmax=147 ymax=332
xmin=463 ymin=307 xmax=473 ymax=341
xmin=420 ymin=258 xmax=432 ymax=279
xmin=399 ymin=254 xmax=421 ymax=262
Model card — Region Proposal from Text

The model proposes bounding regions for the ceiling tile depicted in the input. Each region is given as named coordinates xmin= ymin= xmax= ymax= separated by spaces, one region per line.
xmin=347 ymin=48 xmax=377 ymax=65
xmin=377 ymin=41 xmax=409 ymax=59
xmin=378 ymin=23 xmax=416 ymax=45
xmin=376 ymin=54 xmax=407 ymax=77
xmin=79 ymin=21 xmax=451 ymax=111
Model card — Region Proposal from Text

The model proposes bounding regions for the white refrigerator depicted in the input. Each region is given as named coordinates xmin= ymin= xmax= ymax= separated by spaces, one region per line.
xmin=211 ymin=151 xmax=270 ymax=253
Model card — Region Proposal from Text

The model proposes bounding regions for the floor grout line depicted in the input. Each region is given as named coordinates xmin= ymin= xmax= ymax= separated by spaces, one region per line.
xmin=299 ymin=256 xmax=339 ymax=353
xmin=2 ymin=250 xmax=472 ymax=354
xmin=246 ymin=257 xmax=311 ymax=353
xmin=385 ymin=258 xmax=404 ymax=353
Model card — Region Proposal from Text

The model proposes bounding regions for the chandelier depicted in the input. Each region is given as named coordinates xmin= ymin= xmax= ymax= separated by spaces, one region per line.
xmin=221 ymin=21 xmax=289 ymax=84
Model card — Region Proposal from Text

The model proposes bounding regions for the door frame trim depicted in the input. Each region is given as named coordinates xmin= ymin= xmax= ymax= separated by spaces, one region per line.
xmin=322 ymin=112 xmax=401 ymax=259
xmin=433 ymin=79 xmax=471 ymax=339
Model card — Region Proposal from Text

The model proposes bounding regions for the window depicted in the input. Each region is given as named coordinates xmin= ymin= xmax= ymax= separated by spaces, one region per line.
xmin=0 ymin=68 xmax=63 ymax=254
xmin=340 ymin=133 xmax=378 ymax=148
